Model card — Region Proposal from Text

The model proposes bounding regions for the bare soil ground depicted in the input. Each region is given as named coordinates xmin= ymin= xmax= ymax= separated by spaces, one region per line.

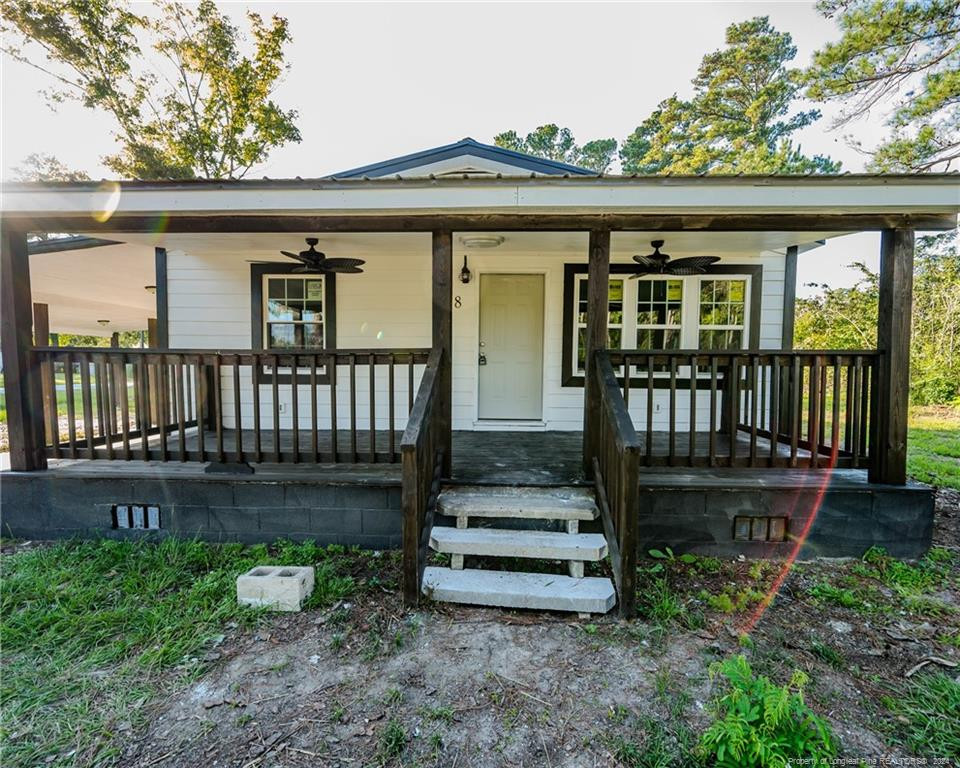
xmin=112 ymin=489 xmax=959 ymax=768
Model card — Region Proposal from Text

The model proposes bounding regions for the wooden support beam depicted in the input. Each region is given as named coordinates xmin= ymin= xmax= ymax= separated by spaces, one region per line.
xmin=870 ymin=228 xmax=914 ymax=485
xmin=432 ymin=230 xmax=453 ymax=476
xmin=5 ymin=211 xmax=955 ymax=235
xmin=582 ymin=229 xmax=611 ymax=477
xmin=1 ymin=226 xmax=46 ymax=470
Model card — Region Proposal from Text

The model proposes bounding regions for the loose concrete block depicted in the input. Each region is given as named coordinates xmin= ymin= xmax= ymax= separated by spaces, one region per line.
xmin=237 ymin=565 xmax=315 ymax=611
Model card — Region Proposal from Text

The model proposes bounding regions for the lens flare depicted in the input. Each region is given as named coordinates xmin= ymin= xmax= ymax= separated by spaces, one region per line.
xmin=91 ymin=181 xmax=122 ymax=223
xmin=148 ymin=212 xmax=169 ymax=234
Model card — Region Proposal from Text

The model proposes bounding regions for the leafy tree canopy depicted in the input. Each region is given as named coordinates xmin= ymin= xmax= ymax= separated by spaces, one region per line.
xmin=11 ymin=153 xmax=89 ymax=182
xmin=796 ymin=230 xmax=960 ymax=405
xmin=1 ymin=0 xmax=301 ymax=179
xmin=806 ymin=0 xmax=960 ymax=171
xmin=621 ymin=17 xmax=840 ymax=174
xmin=494 ymin=124 xmax=618 ymax=173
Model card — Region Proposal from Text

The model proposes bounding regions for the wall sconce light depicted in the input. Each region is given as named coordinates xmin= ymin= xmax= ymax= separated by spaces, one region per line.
xmin=144 ymin=285 xmax=157 ymax=294
xmin=459 ymin=256 xmax=471 ymax=284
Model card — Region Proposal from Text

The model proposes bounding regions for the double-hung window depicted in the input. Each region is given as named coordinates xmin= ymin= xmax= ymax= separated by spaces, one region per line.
xmin=636 ymin=278 xmax=683 ymax=350
xmin=265 ymin=275 xmax=325 ymax=349
xmin=698 ymin=278 xmax=747 ymax=350
xmin=574 ymin=276 xmax=624 ymax=372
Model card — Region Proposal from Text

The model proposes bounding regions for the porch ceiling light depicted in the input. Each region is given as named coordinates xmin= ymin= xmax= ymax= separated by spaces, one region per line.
xmin=459 ymin=235 xmax=504 ymax=249
xmin=97 ymin=319 xmax=110 ymax=326
xmin=144 ymin=285 xmax=157 ymax=294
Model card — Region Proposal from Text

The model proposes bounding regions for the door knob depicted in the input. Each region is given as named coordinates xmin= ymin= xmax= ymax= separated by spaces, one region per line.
xmin=478 ymin=354 xmax=487 ymax=366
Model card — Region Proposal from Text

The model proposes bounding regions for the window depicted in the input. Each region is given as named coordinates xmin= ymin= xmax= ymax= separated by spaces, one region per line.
xmin=698 ymin=278 xmax=747 ymax=350
xmin=562 ymin=264 xmax=761 ymax=387
xmin=636 ymin=278 xmax=683 ymax=350
xmin=575 ymin=277 xmax=623 ymax=372
xmin=264 ymin=276 xmax=325 ymax=349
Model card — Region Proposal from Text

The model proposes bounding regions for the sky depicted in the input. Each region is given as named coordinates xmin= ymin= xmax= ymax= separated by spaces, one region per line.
xmin=1 ymin=1 xmax=898 ymax=295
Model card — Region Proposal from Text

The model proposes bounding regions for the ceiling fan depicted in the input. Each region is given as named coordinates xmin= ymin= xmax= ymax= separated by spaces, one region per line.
xmin=629 ymin=240 xmax=720 ymax=278
xmin=249 ymin=238 xmax=365 ymax=274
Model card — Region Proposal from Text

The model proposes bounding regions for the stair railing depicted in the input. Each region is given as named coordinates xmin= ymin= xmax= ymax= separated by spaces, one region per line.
xmin=590 ymin=350 xmax=640 ymax=618
xmin=400 ymin=347 xmax=446 ymax=606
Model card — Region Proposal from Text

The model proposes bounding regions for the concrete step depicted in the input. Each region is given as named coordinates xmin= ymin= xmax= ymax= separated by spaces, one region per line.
xmin=422 ymin=566 xmax=616 ymax=614
xmin=430 ymin=526 xmax=607 ymax=561
xmin=438 ymin=486 xmax=598 ymax=521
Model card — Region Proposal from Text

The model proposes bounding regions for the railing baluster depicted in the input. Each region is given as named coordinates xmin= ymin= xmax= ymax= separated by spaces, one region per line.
xmin=369 ymin=353 xmax=376 ymax=463
xmin=272 ymin=354 xmax=280 ymax=463
xmin=623 ymin=354 xmax=631 ymax=408
xmin=311 ymin=355 xmax=319 ymax=463
xmin=80 ymin=356 xmax=95 ymax=458
xmin=93 ymin=359 xmax=107 ymax=444
xmin=291 ymin=354 xmax=299 ymax=463
xmin=157 ymin=358 xmax=169 ymax=462
xmin=818 ymin=362 xmax=828 ymax=454
xmin=233 ymin=356 xmax=243 ymax=464
xmin=688 ymin=353 xmax=697 ymax=465
xmin=252 ymin=355 xmax=262 ymax=464
xmin=137 ymin=356 xmax=150 ymax=461
xmin=860 ymin=359 xmax=871 ymax=459
xmin=45 ymin=355 xmax=60 ymax=458
xmin=789 ymin=356 xmax=800 ymax=467
xmin=769 ymin=356 xmax=780 ymax=461
xmin=729 ymin=355 xmax=739 ymax=467
xmin=350 ymin=354 xmax=358 ymax=463
xmin=645 ymin=357 xmax=654 ymax=462
xmin=831 ymin=358 xmax=841 ymax=463
xmin=212 ymin=355 xmax=224 ymax=463
xmin=749 ymin=354 xmax=758 ymax=467
xmin=118 ymin=357 xmax=131 ymax=460
xmin=329 ymin=353 xmax=339 ymax=463
xmin=668 ymin=356 xmax=677 ymax=465
xmin=175 ymin=357 xmax=186 ymax=461
xmin=709 ymin=356 xmax=718 ymax=466
xmin=65 ymin=353 xmax=77 ymax=459
xmin=103 ymin=358 xmax=115 ymax=460
xmin=851 ymin=356 xmax=863 ymax=467
xmin=195 ymin=358 xmax=206 ymax=463
xmin=807 ymin=356 xmax=821 ymax=468
xmin=389 ymin=353 xmax=396 ymax=461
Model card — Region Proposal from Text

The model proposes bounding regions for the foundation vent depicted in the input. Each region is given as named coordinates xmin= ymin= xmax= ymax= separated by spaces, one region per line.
xmin=112 ymin=505 xmax=161 ymax=530
xmin=733 ymin=516 xmax=787 ymax=542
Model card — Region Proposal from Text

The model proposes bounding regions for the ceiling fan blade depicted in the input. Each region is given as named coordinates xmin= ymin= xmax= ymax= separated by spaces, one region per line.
xmin=321 ymin=257 xmax=366 ymax=269
xmin=632 ymin=254 xmax=658 ymax=270
xmin=281 ymin=250 xmax=317 ymax=265
xmin=246 ymin=260 xmax=286 ymax=264
xmin=323 ymin=264 xmax=364 ymax=274
xmin=628 ymin=270 xmax=652 ymax=279
xmin=665 ymin=256 xmax=721 ymax=275
xmin=291 ymin=265 xmax=322 ymax=273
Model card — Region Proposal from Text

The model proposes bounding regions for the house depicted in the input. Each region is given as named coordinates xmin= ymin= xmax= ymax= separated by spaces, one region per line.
xmin=2 ymin=137 xmax=958 ymax=616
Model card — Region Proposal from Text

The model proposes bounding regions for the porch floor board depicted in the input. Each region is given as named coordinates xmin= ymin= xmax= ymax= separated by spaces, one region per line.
xmin=28 ymin=428 xmax=820 ymax=485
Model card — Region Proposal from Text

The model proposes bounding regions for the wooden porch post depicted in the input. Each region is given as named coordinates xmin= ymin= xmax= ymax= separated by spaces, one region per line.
xmin=582 ymin=229 xmax=611 ymax=477
xmin=33 ymin=303 xmax=55 ymax=447
xmin=870 ymin=228 xmax=914 ymax=485
xmin=1 ymin=226 xmax=47 ymax=470
xmin=432 ymin=230 xmax=453 ymax=476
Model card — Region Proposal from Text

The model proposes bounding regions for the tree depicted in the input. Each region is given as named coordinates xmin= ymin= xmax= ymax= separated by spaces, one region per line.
xmin=806 ymin=0 xmax=960 ymax=172
xmin=795 ymin=230 xmax=960 ymax=405
xmin=494 ymin=124 xmax=618 ymax=173
xmin=11 ymin=153 xmax=90 ymax=182
xmin=1 ymin=0 xmax=301 ymax=179
xmin=620 ymin=17 xmax=841 ymax=174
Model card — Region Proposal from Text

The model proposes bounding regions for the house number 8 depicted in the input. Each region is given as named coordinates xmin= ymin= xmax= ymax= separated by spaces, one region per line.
xmin=455 ymin=296 xmax=462 ymax=308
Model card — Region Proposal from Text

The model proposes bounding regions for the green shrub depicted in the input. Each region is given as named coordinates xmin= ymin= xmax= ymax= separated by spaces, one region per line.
xmin=699 ymin=655 xmax=835 ymax=767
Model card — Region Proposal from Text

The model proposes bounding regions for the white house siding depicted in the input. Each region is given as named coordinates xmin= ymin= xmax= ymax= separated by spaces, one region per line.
xmin=166 ymin=244 xmax=786 ymax=432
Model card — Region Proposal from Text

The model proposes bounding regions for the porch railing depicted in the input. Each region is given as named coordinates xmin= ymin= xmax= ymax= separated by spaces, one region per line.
xmin=589 ymin=352 xmax=640 ymax=618
xmin=605 ymin=349 xmax=880 ymax=469
xmin=401 ymin=347 xmax=445 ymax=605
xmin=33 ymin=347 xmax=432 ymax=464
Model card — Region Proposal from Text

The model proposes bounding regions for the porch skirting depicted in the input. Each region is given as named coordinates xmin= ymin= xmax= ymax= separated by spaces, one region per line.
xmin=0 ymin=463 xmax=932 ymax=560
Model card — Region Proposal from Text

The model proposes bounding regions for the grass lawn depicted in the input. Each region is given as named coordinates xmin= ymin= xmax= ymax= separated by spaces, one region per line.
xmin=908 ymin=405 xmax=960 ymax=489
xmin=0 ymin=538 xmax=377 ymax=767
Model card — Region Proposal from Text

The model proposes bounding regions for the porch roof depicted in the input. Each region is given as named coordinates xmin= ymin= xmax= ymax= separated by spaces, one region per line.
xmin=2 ymin=173 xmax=958 ymax=231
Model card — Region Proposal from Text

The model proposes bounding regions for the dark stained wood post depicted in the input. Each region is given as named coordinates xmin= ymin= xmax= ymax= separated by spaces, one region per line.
xmin=777 ymin=245 xmax=799 ymax=433
xmin=1 ymin=226 xmax=47 ymax=470
xmin=582 ymin=229 xmax=611 ymax=477
xmin=33 ymin=303 xmax=54 ymax=447
xmin=432 ymin=230 xmax=453 ymax=476
xmin=870 ymin=228 xmax=914 ymax=485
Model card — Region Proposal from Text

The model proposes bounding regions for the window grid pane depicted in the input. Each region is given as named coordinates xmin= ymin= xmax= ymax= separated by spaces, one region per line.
xmin=636 ymin=278 xmax=682 ymax=350
xmin=575 ymin=277 xmax=626 ymax=371
xmin=264 ymin=276 xmax=325 ymax=349
xmin=698 ymin=278 xmax=746 ymax=351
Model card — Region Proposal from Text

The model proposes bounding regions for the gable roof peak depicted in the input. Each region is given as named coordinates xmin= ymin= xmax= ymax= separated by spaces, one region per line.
xmin=330 ymin=136 xmax=593 ymax=179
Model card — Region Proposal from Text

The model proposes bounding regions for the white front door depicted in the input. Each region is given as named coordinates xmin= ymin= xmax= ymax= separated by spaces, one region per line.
xmin=478 ymin=274 xmax=544 ymax=420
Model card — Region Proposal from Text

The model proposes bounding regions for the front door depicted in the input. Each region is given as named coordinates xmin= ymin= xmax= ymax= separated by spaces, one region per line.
xmin=478 ymin=274 xmax=544 ymax=420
